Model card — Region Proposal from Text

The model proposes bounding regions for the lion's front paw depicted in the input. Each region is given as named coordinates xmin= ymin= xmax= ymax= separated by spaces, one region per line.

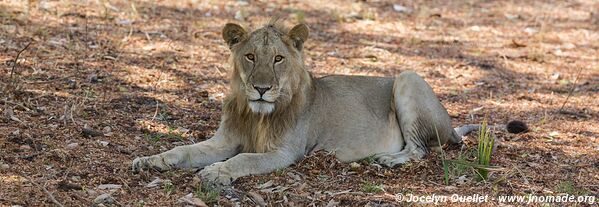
xmin=198 ymin=162 xmax=235 ymax=186
xmin=131 ymin=155 xmax=171 ymax=172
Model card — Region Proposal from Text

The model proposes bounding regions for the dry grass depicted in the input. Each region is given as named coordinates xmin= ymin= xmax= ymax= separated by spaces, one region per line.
xmin=0 ymin=0 xmax=597 ymax=206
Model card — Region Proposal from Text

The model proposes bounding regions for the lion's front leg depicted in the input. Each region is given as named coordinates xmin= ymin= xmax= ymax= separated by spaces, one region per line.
xmin=198 ymin=148 xmax=300 ymax=185
xmin=132 ymin=129 xmax=239 ymax=172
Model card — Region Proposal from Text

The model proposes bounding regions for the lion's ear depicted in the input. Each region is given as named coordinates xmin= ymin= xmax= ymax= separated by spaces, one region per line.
xmin=288 ymin=23 xmax=309 ymax=50
xmin=222 ymin=23 xmax=247 ymax=48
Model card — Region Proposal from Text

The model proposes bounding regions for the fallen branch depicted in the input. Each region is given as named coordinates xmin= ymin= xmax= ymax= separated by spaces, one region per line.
xmin=558 ymin=67 xmax=584 ymax=112
xmin=9 ymin=42 xmax=33 ymax=83
xmin=22 ymin=174 xmax=65 ymax=207
xmin=0 ymin=99 xmax=32 ymax=111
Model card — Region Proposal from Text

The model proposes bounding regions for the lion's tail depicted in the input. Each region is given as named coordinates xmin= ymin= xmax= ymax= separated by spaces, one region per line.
xmin=453 ymin=124 xmax=482 ymax=138
xmin=451 ymin=120 xmax=529 ymax=143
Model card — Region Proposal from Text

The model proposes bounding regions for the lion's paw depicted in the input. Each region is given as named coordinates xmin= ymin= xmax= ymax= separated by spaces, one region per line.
xmin=198 ymin=162 xmax=235 ymax=186
xmin=377 ymin=154 xmax=410 ymax=167
xmin=131 ymin=155 xmax=171 ymax=172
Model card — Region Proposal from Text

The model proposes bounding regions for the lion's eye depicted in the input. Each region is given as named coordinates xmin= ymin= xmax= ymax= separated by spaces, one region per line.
xmin=274 ymin=55 xmax=284 ymax=63
xmin=245 ymin=54 xmax=255 ymax=62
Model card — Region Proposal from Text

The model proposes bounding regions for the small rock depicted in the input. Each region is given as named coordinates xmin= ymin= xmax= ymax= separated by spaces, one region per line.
xmin=146 ymin=178 xmax=166 ymax=188
xmin=66 ymin=143 xmax=79 ymax=149
xmin=82 ymin=128 xmax=103 ymax=138
xmin=97 ymin=184 xmax=121 ymax=190
xmin=0 ymin=162 xmax=9 ymax=170
xmin=88 ymin=74 xmax=99 ymax=83
xmin=550 ymin=72 xmax=561 ymax=80
xmin=102 ymin=126 xmax=113 ymax=136
xmin=524 ymin=27 xmax=538 ymax=35
xmin=178 ymin=193 xmax=208 ymax=207
xmin=349 ymin=162 xmax=361 ymax=169
xmin=102 ymin=126 xmax=112 ymax=133
xmin=67 ymin=79 xmax=77 ymax=89
xmin=93 ymin=193 xmax=114 ymax=205
xmin=20 ymin=145 xmax=31 ymax=151
xmin=234 ymin=10 xmax=246 ymax=21
xmin=456 ymin=175 xmax=470 ymax=186
xmin=99 ymin=141 xmax=109 ymax=147
xmin=392 ymin=4 xmax=412 ymax=13
xmin=470 ymin=25 xmax=481 ymax=32
xmin=11 ymin=129 xmax=20 ymax=136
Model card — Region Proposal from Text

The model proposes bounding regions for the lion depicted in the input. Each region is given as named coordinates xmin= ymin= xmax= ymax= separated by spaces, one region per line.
xmin=132 ymin=19 xmax=484 ymax=185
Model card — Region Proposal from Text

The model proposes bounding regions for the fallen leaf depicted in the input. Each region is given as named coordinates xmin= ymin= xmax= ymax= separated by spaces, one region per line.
xmin=146 ymin=177 xmax=166 ymax=188
xmin=326 ymin=199 xmax=340 ymax=207
xmin=256 ymin=180 xmax=274 ymax=189
xmin=511 ymin=39 xmax=527 ymax=48
xmin=178 ymin=193 xmax=208 ymax=207
xmin=57 ymin=180 xmax=83 ymax=191
xmin=247 ymin=191 xmax=266 ymax=207
xmin=97 ymin=184 xmax=121 ymax=190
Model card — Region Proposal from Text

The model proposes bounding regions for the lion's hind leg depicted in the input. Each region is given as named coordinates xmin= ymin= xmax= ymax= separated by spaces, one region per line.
xmin=380 ymin=71 xmax=457 ymax=167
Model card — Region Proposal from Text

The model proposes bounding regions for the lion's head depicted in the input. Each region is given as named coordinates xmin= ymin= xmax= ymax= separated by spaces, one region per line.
xmin=221 ymin=19 xmax=313 ymax=153
xmin=222 ymin=19 xmax=310 ymax=114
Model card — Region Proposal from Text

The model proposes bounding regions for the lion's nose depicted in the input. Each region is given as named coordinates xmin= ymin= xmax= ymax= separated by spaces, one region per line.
xmin=253 ymin=85 xmax=272 ymax=96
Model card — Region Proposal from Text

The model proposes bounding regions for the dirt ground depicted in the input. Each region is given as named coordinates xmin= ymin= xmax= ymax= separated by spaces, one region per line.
xmin=1 ymin=0 xmax=598 ymax=206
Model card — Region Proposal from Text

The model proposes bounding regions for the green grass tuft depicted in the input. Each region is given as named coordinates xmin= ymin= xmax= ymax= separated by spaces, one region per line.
xmin=163 ymin=181 xmax=174 ymax=196
xmin=476 ymin=119 xmax=494 ymax=181
xmin=361 ymin=154 xmax=377 ymax=164
xmin=556 ymin=181 xmax=589 ymax=196
xmin=434 ymin=124 xmax=451 ymax=185
xmin=195 ymin=183 xmax=220 ymax=204
xmin=361 ymin=181 xmax=384 ymax=193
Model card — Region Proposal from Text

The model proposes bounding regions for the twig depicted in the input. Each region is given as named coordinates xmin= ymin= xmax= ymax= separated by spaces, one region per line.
xmin=152 ymin=101 xmax=160 ymax=120
xmin=151 ymin=71 xmax=163 ymax=120
xmin=0 ymin=99 xmax=31 ymax=111
xmin=22 ymin=174 xmax=65 ymax=207
xmin=558 ymin=67 xmax=584 ymax=112
xmin=9 ymin=42 xmax=33 ymax=83
xmin=23 ymin=76 xmax=73 ymax=84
